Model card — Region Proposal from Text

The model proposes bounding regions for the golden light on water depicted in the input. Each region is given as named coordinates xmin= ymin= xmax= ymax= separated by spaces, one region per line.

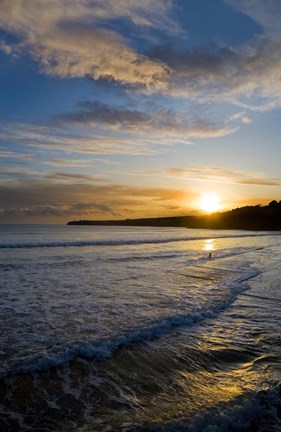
xmin=204 ymin=239 xmax=214 ymax=251
xmin=198 ymin=193 xmax=222 ymax=213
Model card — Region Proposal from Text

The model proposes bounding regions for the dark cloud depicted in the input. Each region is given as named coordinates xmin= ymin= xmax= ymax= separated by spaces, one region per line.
xmin=54 ymin=101 xmax=150 ymax=127
xmin=52 ymin=100 xmax=236 ymax=139
xmin=149 ymin=45 xmax=238 ymax=78
xmin=0 ymin=179 xmax=192 ymax=222
xmin=46 ymin=172 xmax=106 ymax=182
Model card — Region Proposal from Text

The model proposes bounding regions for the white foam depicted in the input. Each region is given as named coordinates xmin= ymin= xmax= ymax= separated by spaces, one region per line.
xmin=0 ymin=225 xmax=277 ymax=379
xmin=2 ymin=264 xmax=259 ymax=378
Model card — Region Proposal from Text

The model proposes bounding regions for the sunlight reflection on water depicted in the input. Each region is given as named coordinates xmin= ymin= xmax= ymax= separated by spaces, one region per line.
xmin=204 ymin=239 xmax=215 ymax=252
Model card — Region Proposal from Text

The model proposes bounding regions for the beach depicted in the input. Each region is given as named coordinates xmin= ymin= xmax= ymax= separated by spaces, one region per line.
xmin=0 ymin=225 xmax=281 ymax=431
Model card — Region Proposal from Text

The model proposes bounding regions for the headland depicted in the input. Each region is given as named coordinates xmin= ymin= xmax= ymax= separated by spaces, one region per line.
xmin=67 ymin=201 xmax=281 ymax=230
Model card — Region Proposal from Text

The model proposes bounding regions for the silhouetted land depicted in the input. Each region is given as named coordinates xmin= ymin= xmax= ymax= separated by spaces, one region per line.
xmin=67 ymin=201 xmax=281 ymax=230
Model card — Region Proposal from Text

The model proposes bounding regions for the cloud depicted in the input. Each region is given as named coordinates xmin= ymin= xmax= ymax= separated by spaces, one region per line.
xmin=43 ymin=159 xmax=91 ymax=168
xmin=0 ymin=0 xmax=174 ymax=88
xmin=0 ymin=123 xmax=159 ymax=156
xmin=150 ymin=46 xmax=233 ymax=79
xmin=55 ymin=101 xmax=150 ymax=128
xmin=151 ymin=38 xmax=281 ymax=110
xmin=0 ymin=179 xmax=192 ymax=222
xmin=54 ymin=100 xmax=237 ymax=139
xmin=0 ymin=117 xmax=237 ymax=165
xmin=0 ymin=0 xmax=175 ymax=34
xmin=0 ymin=150 xmax=33 ymax=160
xmin=46 ymin=172 xmax=107 ymax=183
xmin=0 ymin=39 xmax=12 ymax=54
xmin=0 ymin=165 xmax=42 ymax=181
xmin=225 ymin=0 xmax=281 ymax=38
xmin=166 ymin=166 xmax=281 ymax=187
xmin=1 ymin=0 xmax=280 ymax=110
xmin=229 ymin=112 xmax=252 ymax=124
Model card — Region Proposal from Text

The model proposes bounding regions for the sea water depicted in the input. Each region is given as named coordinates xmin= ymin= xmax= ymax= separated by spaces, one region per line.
xmin=0 ymin=224 xmax=281 ymax=431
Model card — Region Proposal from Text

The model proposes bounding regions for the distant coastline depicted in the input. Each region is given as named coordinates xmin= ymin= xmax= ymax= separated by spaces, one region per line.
xmin=67 ymin=201 xmax=281 ymax=231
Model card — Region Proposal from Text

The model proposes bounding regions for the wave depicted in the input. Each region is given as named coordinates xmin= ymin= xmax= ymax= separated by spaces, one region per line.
xmin=3 ymin=267 xmax=259 ymax=379
xmin=2 ymin=312 xmax=211 ymax=377
xmin=0 ymin=232 xmax=279 ymax=249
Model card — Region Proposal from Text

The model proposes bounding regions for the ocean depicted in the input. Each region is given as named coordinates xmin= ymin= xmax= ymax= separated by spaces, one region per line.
xmin=0 ymin=224 xmax=281 ymax=431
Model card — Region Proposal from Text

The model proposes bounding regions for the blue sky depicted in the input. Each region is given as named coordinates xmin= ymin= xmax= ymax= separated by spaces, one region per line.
xmin=0 ymin=0 xmax=281 ymax=223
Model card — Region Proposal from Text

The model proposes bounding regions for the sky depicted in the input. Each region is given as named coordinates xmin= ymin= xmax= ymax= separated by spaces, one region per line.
xmin=0 ymin=0 xmax=281 ymax=224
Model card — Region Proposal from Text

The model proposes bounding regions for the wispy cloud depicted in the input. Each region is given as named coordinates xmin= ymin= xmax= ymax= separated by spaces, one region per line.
xmin=0 ymin=165 xmax=43 ymax=181
xmin=46 ymin=172 xmax=107 ymax=183
xmin=0 ymin=123 xmax=159 ymax=156
xmin=226 ymin=0 xmax=281 ymax=38
xmin=43 ymin=159 xmax=91 ymax=168
xmin=0 ymin=117 xmax=237 ymax=162
xmin=0 ymin=150 xmax=33 ymax=160
xmin=166 ymin=166 xmax=281 ymax=187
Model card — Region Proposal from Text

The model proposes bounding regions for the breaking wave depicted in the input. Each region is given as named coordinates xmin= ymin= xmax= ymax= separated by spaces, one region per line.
xmin=0 ymin=232 xmax=278 ymax=249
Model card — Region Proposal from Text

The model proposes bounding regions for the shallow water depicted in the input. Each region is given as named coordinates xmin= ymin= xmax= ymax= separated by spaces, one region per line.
xmin=0 ymin=225 xmax=281 ymax=431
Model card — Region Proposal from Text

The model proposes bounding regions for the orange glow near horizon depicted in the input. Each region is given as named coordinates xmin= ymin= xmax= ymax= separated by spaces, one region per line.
xmin=198 ymin=193 xmax=222 ymax=213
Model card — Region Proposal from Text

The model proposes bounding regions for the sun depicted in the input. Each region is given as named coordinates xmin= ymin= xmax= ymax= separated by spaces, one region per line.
xmin=198 ymin=193 xmax=222 ymax=213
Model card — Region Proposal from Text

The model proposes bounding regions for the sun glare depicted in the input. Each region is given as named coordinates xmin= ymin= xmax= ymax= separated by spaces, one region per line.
xmin=198 ymin=193 xmax=222 ymax=213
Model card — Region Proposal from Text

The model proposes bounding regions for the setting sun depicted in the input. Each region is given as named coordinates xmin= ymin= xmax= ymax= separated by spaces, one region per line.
xmin=198 ymin=193 xmax=222 ymax=213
